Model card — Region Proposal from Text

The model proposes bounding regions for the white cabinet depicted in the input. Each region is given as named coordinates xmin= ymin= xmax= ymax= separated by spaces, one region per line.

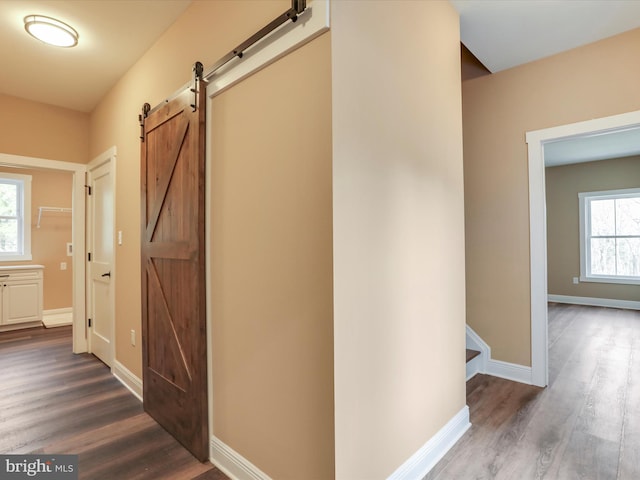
xmin=0 ymin=266 xmax=43 ymax=326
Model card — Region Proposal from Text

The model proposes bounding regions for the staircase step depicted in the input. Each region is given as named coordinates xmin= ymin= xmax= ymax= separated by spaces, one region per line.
xmin=466 ymin=348 xmax=481 ymax=363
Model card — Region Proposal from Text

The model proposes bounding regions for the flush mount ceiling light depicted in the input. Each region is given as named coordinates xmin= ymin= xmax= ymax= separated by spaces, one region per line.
xmin=24 ymin=15 xmax=78 ymax=48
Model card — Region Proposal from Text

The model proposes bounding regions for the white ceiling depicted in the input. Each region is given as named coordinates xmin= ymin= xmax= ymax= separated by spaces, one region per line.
xmin=451 ymin=0 xmax=640 ymax=167
xmin=544 ymin=127 xmax=640 ymax=167
xmin=451 ymin=0 xmax=640 ymax=73
xmin=2 ymin=0 xmax=640 ymax=119
xmin=0 ymin=0 xmax=191 ymax=112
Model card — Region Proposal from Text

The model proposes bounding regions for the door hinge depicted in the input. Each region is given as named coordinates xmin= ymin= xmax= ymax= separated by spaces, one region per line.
xmin=88 ymin=318 xmax=92 ymax=328
xmin=85 ymin=185 xmax=92 ymax=195
xmin=87 ymin=252 xmax=92 ymax=262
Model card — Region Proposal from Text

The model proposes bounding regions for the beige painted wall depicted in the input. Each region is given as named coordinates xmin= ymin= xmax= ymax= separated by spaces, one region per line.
xmin=0 ymin=94 xmax=84 ymax=310
xmin=0 ymin=94 xmax=89 ymax=164
xmin=332 ymin=1 xmax=466 ymax=478
xmin=90 ymin=0 xmax=290 ymax=379
xmin=210 ymin=34 xmax=333 ymax=479
xmin=0 ymin=95 xmax=82 ymax=311
xmin=463 ymin=27 xmax=640 ymax=366
xmin=89 ymin=1 xmax=333 ymax=477
xmin=0 ymin=167 xmax=73 ymax=310
xmin=546 ymin=156 xmax=640 ymax=301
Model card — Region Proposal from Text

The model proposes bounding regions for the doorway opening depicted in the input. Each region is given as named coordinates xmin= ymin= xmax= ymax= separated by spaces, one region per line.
xmin=0 ymin=152 xmax=86 ymax=353
xmin=526 ymin=109 xmax=640 ymax=387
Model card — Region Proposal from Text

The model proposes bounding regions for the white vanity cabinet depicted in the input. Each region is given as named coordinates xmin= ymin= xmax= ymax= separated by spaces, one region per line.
xmin=0 ymin=265 xmax=44 ymax=326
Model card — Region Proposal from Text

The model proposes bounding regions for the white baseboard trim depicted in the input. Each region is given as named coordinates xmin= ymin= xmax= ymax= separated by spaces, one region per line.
xmin=548 ymin=294 xmax=640 ymax=311
xmin=0 ymin=321 xmax=42 ymax=332
xmin=210 ymin=436 xmax=272 ymax=480
xmin=486 ymin=359 xmax=532 ymax=385
xmin=112 ymin=360 xmax=143 ymax=402
xmin=387 ymin=406 xmax=470 ymax=480
xmin=467 ymin=324 xmax=533 ymax=385
xmin=466 ymin=325 xmax=490 ymax=374
xmin=466 ymin=354 xmax=482 ymax=381
xmin=42 ymin=307 xmax=73 ymax=328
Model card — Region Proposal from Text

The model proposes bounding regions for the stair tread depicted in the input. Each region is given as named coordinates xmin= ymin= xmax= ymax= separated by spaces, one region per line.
xmin=466 ymin=348 xmax=481 ymax=363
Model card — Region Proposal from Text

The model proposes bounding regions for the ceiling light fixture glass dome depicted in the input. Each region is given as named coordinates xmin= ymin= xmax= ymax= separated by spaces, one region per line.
xmin=24 ymin=15 xmax=79 ymax=48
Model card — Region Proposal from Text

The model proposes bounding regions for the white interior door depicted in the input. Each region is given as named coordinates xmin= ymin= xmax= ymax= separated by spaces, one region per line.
xmin=87 ymin=159 xmax=114 ymax=367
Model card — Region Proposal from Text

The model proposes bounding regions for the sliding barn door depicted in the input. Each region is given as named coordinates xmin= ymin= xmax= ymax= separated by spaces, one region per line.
xmin=140 ymin=84 xmax=208 ymax=461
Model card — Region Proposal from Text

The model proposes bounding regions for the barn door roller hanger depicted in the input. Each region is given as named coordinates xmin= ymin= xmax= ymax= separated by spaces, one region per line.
xmin=139 ymin=0 xmax=307 ymax=136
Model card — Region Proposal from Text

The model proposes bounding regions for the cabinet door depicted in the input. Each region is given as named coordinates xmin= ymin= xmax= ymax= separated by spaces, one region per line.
xmin=3 ymin=280 xmax=42 ymax=324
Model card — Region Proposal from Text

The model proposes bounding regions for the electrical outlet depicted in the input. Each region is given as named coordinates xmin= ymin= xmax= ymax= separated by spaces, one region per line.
xmin=60 ymin=262 xmax=67 ymax=270
xmin=130 ymin=329 xmax=136 ymax=346
xmin=572 ymin=277 xmax=579 ymax=284
xmin=118 ymin=230 xmax=123 ymax=246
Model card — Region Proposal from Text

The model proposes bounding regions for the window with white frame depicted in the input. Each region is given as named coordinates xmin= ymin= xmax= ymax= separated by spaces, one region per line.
xmin=579 ymin=188 xmax=640 ymax=284
xmin=0 ymin=173 xmax=32 ymax=261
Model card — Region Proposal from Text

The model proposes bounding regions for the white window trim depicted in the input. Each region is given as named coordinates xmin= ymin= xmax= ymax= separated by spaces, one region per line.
xmin=579 ymin=187 xmax=640 ymax=285
xmin=0 ymin=172 xmax=32 ymax=261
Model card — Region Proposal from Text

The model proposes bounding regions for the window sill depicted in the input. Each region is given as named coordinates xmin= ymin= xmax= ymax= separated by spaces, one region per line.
xmin=580 ymin=275 xmax=640 ymax=286
xmin=0 ymin=254 xmax=33 ymax=262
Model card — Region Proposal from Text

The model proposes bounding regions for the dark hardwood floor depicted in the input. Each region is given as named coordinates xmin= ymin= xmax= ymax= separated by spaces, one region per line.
xmin=0 ymin=326 xmax=229 ymax=480
xmin=6 ymin=305 xmax=638 ymax=479
xmin=426 ymin=303 xmax=640 ymax=480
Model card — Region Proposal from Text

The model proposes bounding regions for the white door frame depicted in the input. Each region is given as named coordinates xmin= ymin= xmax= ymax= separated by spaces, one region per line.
xmin=86 ymin=147 xmax=117 ymax=366
xmin=0 ymin=152 xmax=86 ymax=352
xmin=525 ymin=109 xmax=640 ymax=387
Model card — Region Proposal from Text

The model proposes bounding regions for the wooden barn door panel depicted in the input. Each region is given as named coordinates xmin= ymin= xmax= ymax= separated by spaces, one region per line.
xmin=140 ymin=84 xmax=207 ymax=462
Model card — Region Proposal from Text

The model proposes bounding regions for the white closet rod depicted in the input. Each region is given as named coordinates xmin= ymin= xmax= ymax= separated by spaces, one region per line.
xmin=37 ymin=206 xmax=72 ymax=228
